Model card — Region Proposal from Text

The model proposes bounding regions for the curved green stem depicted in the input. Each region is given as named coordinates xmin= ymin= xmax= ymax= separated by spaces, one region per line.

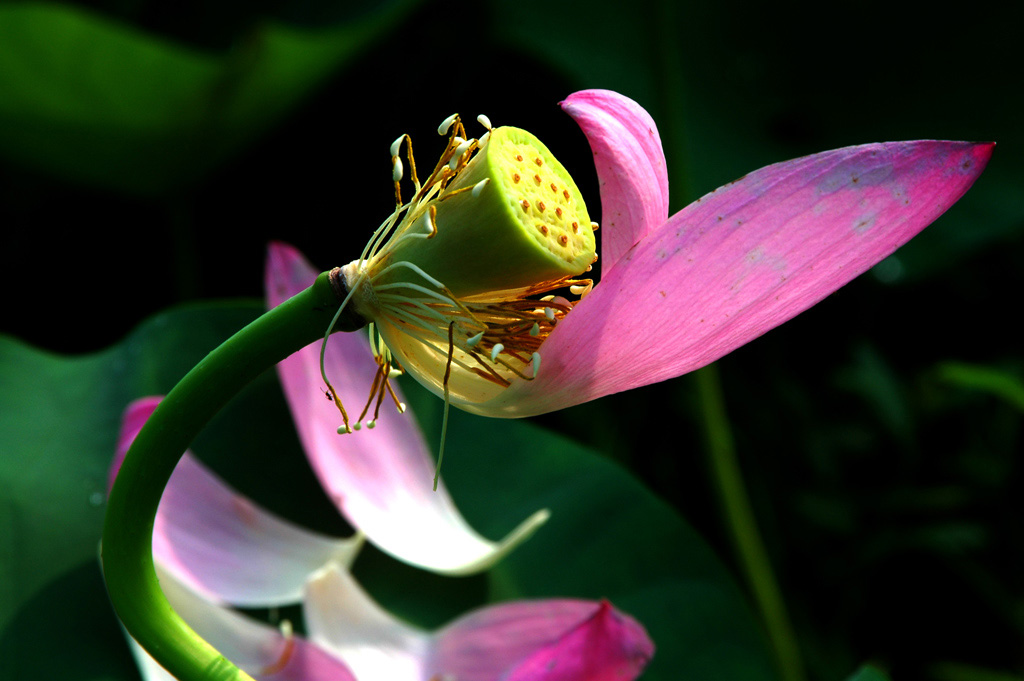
xmin=694 ymin=364 xmax=805 ymax=681
xmin=101 ymin=272 xmax=362 ymax=681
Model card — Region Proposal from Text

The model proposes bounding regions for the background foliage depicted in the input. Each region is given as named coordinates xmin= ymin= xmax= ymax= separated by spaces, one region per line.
xmin=1 ymin=0 xmax=1021 ymax=680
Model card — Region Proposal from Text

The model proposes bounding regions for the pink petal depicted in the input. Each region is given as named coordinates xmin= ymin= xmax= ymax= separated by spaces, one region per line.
xmin=303 ymin=564 xmax=429 ymax=680
xmin=432 ymin=600 xmax=653 ymax=681
xmin=125 ymin=567 xmax=358 ymax=681
xmin=112 ymin=398 xmax=360 ymax=607
xmin=483 ymin=140 xmax=993 ymax=416
xmin=303 ymin=563 xmax=653 ymax=681
xmin=265 ymin=242 xmax=548 ymax=574
xmin=561 ymin=89 xmax=670 ymax=272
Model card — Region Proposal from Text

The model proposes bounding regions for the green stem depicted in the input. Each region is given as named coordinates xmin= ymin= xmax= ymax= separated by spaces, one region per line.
xmin=101 ymin=271 xmax=362 ymax=681
xmin=693 ymin=364 xmax=805 ymax=681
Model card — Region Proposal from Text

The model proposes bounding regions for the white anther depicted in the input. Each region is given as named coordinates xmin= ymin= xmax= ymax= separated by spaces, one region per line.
xmin=471 ymin=178 xmax=489 ymax=198
xmin=544 ymin=307 xmax=555 ymax=321
xmin=478 ymin=130 xmax=490 ymax=147
xmin=388 ymin=367 xmax=404 ymax=378
xmin=398 ymin=402 xmax=407 ymax=413
xmin=477 ymin=113 xmax=492 ymax=130
xmin=279 ymin=619 xmax=293 ymax=638
xmin=367 ymin=420 xmax=376 ymax=429
xmin=390 ymin=135 xmax=404 ymax=157
xmin=591 ymin=221 xmax=600 ymax=231
xmin=448 ymin=137 xmax=473 ymax=170
xmin=490 ymin=343 xmax=504 ymax=361
xmin=467 ymin=331 xmax=485 ymax=347
xmin=569 ymin=283 xmax=590 ymax=296
xmin=438 ymin=113 xmax=459 ymax=136
xmin=337 ymin=425 xmax=352 ymax=434
xmin=392 ymin=157 xmax=404 ymax=182
xmin=353 ymin=422 xmax=362 ymax=431
xmin=530 ymin=322 xmax=540 ymax=337
xmin=531 ymin=352 xmax=542 ymax=376
xmin=415 ymin=209 xmax=436 ymax=236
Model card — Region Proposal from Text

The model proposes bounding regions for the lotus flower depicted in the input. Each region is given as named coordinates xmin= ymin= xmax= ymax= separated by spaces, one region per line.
xmin=323 ymin=89 xmax=992 ymax=420
xmin=109 ymin=400 xmax=653 ymax=681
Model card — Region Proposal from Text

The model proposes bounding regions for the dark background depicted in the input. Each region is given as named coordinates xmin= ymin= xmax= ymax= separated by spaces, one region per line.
xmin=1 ymin=1 xmax=1021 ymax=679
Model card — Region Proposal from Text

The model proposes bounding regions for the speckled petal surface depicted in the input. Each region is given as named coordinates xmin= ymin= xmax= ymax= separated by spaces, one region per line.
xmin=479 ymin=140 xmax=993 ymax=416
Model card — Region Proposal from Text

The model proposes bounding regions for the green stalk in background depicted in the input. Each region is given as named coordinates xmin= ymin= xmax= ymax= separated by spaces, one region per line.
xmin=695 ymin=364 xmax=806 ymax=681
xmin=101 ymin=270 xmax=362 ymax=681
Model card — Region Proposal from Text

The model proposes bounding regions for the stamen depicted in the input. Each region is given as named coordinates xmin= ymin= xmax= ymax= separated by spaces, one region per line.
xmin=476 ymin=113 xmax=493 ymax=130
xmin=545 ymin=307 xmax=555 ymax=321
xmin=367 ymin=420 xmax=376 ymax=429
xmin=478 ymin=130 xmax=490 ymax=147
xmin=530 ymin=322 xmax=540 ymax=336
xmin=471 ymin=178 xmax=490 ymax=198
xmin=392 ymin=156 xmax=404 ymax=182
xmin=569 ymin=283 xmax=590 ymax=296
xmin=390 ymin=135 xmax=404 ymax=157
xmin=591 ymin=221 xmax=600 ymax=231
xmin=434 ymin=323 xmax=456 ymax=492
xmin=531 ymin=352 xmax=541 ymax=376
xmin=490 ymin=343 xmax=504 ymax=361
xmin=259 ymin=620 xmax=296 ymax=676
xmin=467 ymin=331 xmax=485 ymax=347
xmin=437 ymin=113 xmax=459 ymax=136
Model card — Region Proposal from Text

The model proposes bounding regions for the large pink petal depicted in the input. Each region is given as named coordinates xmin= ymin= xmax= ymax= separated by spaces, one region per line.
xmin=433 ymin=599 xmax=653 ymax=681
xmin=125 ymin=567 xmax=358 ymax=681
xmin=112 ymin=398 xmax=360 ymax=606
xmin=303 ymin=563 xmax=653 ymax=681
xmin=266 ymin=242 xmax=548 ymax=574
xmin=482 ymin=140 xmax=993 ymax=416
xmin=561 ymin=89 xmax=670 ymax=272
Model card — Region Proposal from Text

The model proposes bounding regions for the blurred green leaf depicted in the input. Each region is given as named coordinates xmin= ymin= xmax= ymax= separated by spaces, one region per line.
xmin=0 ymin=301 xmax=777 ymax=680
xmin=845 ymin=664 xmax=891 ymax=681
xmin=937 ymin=361 xmax=1024 ymax=412
xmin=0 ymin=1 xmax=416 ymax=195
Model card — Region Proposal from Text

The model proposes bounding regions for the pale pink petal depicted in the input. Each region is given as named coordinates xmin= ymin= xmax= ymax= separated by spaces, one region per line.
xmin=432 ymin=599 xmax=653 ymax=681
xmin=480 ymin=141 xmax=993 ymax=416
xmin=561 ymin=89 xmax=670 ymax=272
xmin=303 ymin=564 xmax=430 ymax=680
xmin=112 ymin=398 xmax=360 ymax=607
xmin=124 ymin=567 xmax=358 ymax=681
xmin=304 ymin=563 xmax=652 ymax=681
xmin=266 ymin=242 xmax=548 ymax=574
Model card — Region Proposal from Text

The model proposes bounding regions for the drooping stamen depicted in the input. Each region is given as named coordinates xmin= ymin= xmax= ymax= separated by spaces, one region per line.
xmin=433 ymin=322 xmax=456 ymax=491
xmin=259 ymin=620 xmax=296 ymax=676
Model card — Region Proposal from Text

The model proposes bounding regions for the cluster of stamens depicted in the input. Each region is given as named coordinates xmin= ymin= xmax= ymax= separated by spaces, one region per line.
xmin=320 ymin=112 xmax=597 ymax=441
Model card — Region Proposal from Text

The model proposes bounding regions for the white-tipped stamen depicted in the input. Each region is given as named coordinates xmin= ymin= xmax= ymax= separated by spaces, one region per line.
xmin=569 ymin=284 xmax=589 ymax=296
xmin=353 ymin=422 xmax=362 ymax=431
xmin=591 ymin=221 xmax=600 ymax=231
xmin=392 ymin=157 xmax=404 ymax=182
xmin=467 ymin=330 xmax=485 ymax=347
xmin=545 ymin=307 xmax=555 ymax=321
xmin=531 ymin=352 xmax=541 ymax=376
xmin=438 ymin=113 xmax=458 ymax=136
xmin=478 ymin=130 xmax=490 ymax=147
xmin=471 ymin=178 xmax=490 ymax=198
xmin=490 ymin=343 xmax=504 ymax=361
xmin=398 ymin=402 xmax=407 ymax=413
xmin=367 ymin=420 xmax=376 ymax=429
xmin=390 ymin=135 xmax=404 ymax=157
xmin=476 ymin=113 xmax=492 ymax=130
xmin=337 ymin=425 xmax=351 ymax=434
xmin=530 ymin=322 xmax=540 ymax=337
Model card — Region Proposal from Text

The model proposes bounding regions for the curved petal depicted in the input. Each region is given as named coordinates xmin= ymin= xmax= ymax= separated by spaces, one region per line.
xmin=304 ymin=563 xmax=653 ymax=681
xmin=124 ymin=566 xmax=358 ymax=681
xmin=265 ymin=242 xmax=549 ymax=574
xmin=433 ymin=599 xmax=653 ymax=681
xmin=561 ymin=89 xmax=669 ymax=271
xmin=303 ymin=563 xmax=430 ymax=681
xmin=112 ymin=398 xmax=360 ymax=607
xmin=478 ymin=140 xmax=994 ymax=416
